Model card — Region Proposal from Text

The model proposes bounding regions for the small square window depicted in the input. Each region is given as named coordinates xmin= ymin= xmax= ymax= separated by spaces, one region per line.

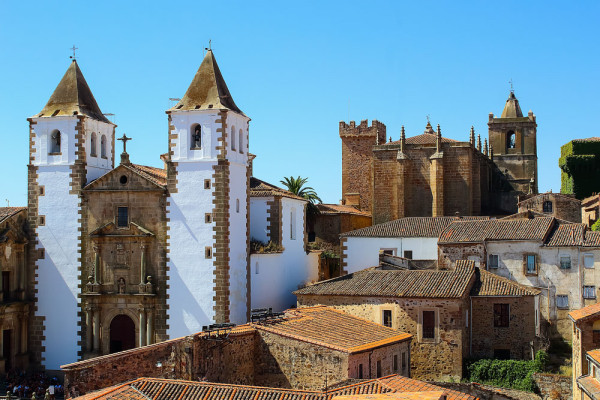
xmin=525 ymin=254 xmax=537 ymax=275
xmin=556 ymin=295 xmax=569 ymax=309
xmin=488 ymin=254 xmax=499 ymax=269
xmin=39 ymin=186 xmax=45 ymax=196
xmin=117 ymin=207 xmax=128 ymax=228
xmin=205 ymin=213 xmax=212 ymax=223
xmin=494 ymin=304 xmax=510 ymax=327
xmin=205 ymin=246 xmax=212 ymax=259
xmin=381 ymin=248 xmax=396 ymax=256
xmin=422 ymin=310 xmax=435 ymax=339
xmin=38 ymin=215 xmax=45 ymax=226
xmin=585 ymin=254 xmax=594 ymax=269
xmin=204 ymin=179 xmax=211 ymax=189
xmin=402 ymin=352 xmax=407 ymax=372
xmin=393 ymin=355 xmax=398 ymax=372
xmin=382 ymin=309 xmax=392 ymax=328
xmin=560 ymin=255 xmax=571 ymax=269
xmin=403 ymin=250 xmax=413 ymax=259
xmin=543 ymin=201 xmax=553 ymax=213
xmin=584 ymin=286 xmax=596 ymax=299
xmin=358 ymin=364 xmax=363 ymax=379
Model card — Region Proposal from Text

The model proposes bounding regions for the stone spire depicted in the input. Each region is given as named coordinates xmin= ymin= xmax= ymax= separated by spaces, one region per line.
xmin=500 ymin=91 xmax=524 ymax=118
xmin=36 ymin=60 xmax=110 ymax=123
xmin=477 ymin=134 xmax=482 ymax=152
xmin=484 ymin=138 xmax=488 ymax=156
xmin=400 ymin=125 xmax=406 ymax=152
xmin=469 ymin=126 xmax=475 ymax=146
xmin=169 ymin=49 xmax=244 ymax=115
xmin=436 ymin=124 xmax=442 ymax=152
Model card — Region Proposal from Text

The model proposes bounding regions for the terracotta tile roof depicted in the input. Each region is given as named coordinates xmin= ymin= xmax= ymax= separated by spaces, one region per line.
xmin=251 ymin=306 xmax=411 ymax=353
xmin=342 ymin=217 xmax=488 ymax=238
xmin=569 ymin=302 xmax=600 ymax=322
xmin=500 ymin=210 xmax=574 ymax=225
xmin=317 ymin=204 xmax=371 ymax=217
xmin=584 ymin=231 xmax=600 ymax=247
xmin=544 ymin=224 xmax=586 ymax=247
xmin=78 ymin=375 xmax=476 ymax=400
xmin=471 ymin=269 xmax=540 ymax=296
xmin=333 ymin=391 xmax=446 ymax=400
xmin=294 ymin=262 xmax=476 ymax=299
xmin=128 ymin=164 xmax=167 ymax=187
xmin=577 ymin=375 xmax=600 ymax=400
xmin=250 ymin=177 xmax=306 ymax=201
xmin=0 ymin=207 xmax=25 ymax=224
xmin=438 ymin=218 xmax=555 ymax=244
xmin=588 ymin=350 xmax=600 ymax=366
xmin=386 ymin=133 xmax=461 ymax=146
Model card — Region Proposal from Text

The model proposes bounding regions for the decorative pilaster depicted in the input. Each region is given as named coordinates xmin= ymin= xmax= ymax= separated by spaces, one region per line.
xmin=20 ymin=316 xmax=27 ymax=354
xmin=85 ymin=306 xmax=93 ymax=352
xmin=139 ymin=244 xmax=146 ymax=285
xmin=92 ymin=308 xmax=100 ymax=353
xmin=93 ymin=245 xmax=100 ymax=284
xmin=146 ymin=308 xmax=154 ymax=346
xmin=430 ymin=125 xmax=444 ymax=217
xmin=139 ymin=308 xmax=147 ymax=347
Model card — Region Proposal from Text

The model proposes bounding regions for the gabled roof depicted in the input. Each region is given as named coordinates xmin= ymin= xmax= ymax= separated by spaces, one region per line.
xmin=544 ymin=224 xmax=586 ymax=247
xmin=500 ymin=92 xmax=524 ymax=118
xmin=169 ymin=50 xmax=244 ymax=115
xmin=471 ymin=269 xmax=540 ymax=296
xmin=316 ymin=204 xmax=371 ymax=217
xmin=438 ymin=217 xmax=555 ymax=244
xmin=84 ymin=163 xmax=167 ymax=190
xmin=342 ymin=216 xmax=488 ymax=238
xmin=518 ymin=192 xmax=580 ymax=205
xmin=251 ymin=306 xmax=411 ymax=353
xmin=294 ymin=262 xmax=476 ymax=299
xmin=569 ymin=302 xmax=600 ymax=322
xmin=35 ymin=61 xmax=110 ymax=123
xmin=75 ymin=375 xmax=476 ymax=400
xmin=250 ymin=177 xmax=306 ymax=201
xmin=0 ymin=207 xmax=26 ymax=225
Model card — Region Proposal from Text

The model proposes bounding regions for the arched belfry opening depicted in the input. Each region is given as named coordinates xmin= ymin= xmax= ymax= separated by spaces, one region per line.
xmin=109 ymin=314 xmax=136 ymax=353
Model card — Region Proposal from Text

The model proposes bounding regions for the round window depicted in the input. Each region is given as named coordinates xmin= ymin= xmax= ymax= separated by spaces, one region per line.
xmin=120 ymin=175 xmax=128 ymax=185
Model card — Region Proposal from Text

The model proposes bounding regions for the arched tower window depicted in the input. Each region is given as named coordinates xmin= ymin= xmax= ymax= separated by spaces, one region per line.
xmin=543 ymin=201 xmax=553 ymax=213
xmin=507 ymin=131 xmax=516 ymax=149
xmin=90 ymin=132 xmax=97 ymax=157
xmin=239 ymin=129 xmax=243 ymax=153
xmin=231 ymin=126 xmax=236 ymax=151
xmin=50 ymin=130 xmax=61 ymax=154
xmin=191 ymin=124 xmax=201 ymax=149
xmin=100 ymin=135 xmax=107 ymax=158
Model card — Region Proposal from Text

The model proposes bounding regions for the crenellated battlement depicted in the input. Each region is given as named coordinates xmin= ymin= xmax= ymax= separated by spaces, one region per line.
xmin=339 ymin=119 xmax=386 ymax=142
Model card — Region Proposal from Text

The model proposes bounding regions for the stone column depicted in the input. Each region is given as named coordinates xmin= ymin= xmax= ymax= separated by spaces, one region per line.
xmin=93 ymin=308 xmax=100 ymax=352
xmin=93 ymin=245 xmax=100 ymax=284
xmin=430 ymin=154 xmax=444 ymax=217
xmin=19 ymin=250 xmax=26 ymax=301
xmin=146 ymin=308 xmax=153 ymax=346
xmin=20 ymin=317 xmax=27 ymax=354
xmin=140 ymin=244 xmax=146 ymax=285
xmin=85 ymin=307 xmax=93 ymax=352
xmin=139 ymin=309 xmax=147 ymax=347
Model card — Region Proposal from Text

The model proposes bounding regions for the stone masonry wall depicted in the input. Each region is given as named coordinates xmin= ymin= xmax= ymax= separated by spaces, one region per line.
xmin=471 ymin=296 xmax=537 ymax=360
xmin=532 ymin=373 xmax=572 ymax=400
xmin=438 ymin=243 xmax=486 ymax=270
xmin=518 ymin=193 xmax=581 ymax=223
xmin=348 ymin=341 xmax=411 ymax=380
xmin=340 ymin=120 xmax=386 ymax=213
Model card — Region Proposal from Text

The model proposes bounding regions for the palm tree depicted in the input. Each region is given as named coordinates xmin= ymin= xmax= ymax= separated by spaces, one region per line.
xmin=280 ymin=176 xmax=322 ymax=225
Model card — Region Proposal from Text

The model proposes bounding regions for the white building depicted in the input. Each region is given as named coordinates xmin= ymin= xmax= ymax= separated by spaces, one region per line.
xmin=26 ymin=51 xmax=317 ymax=371
xmin=340 ymin=216 xmax=486 ymax=274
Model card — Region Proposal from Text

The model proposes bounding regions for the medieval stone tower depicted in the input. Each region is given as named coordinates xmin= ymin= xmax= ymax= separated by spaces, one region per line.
xmin=165 ymin=50 xmax=250 ymax=337
xmin=27 ymin=60 xmax=115 ymax=370
xmin=488 ymin=91 xmax=538 ymax=197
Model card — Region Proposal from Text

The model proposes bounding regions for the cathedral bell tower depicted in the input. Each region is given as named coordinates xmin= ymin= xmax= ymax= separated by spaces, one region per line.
xmin=165 ymin=50 xmax=250 ymax=336
xmin=27 ymin=60 xmax=115 ymax=370
xmin=488 ymin=91 xmax=538 ymax=196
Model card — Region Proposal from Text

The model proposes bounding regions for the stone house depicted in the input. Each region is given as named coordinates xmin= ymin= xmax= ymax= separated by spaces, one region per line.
xmin=340 ymin=91 xmax=538 ymax=224
xmin=518 ymin=192 xmax=581 ymax=223
xmin=340 ymin=216 xmax=488 ymax=274
xmin=61 ymin=306 xmax=412 ymax=395
xmin=0 ymin=207 xmax=30 ymax=373
xmin=570 ymin=303 xmax=600 ymax=400
xmin=310 ymin=203 xmax=372 ymax=249
xmin=438 ymin=216 xmax=600 ymax=340
xmin=294 ymin=261 xmax=539 ymax=380
xmin=582 ymin=194 xmax=600 ymax=228
xmin=70 ymin=375 xmax=476 ymax=400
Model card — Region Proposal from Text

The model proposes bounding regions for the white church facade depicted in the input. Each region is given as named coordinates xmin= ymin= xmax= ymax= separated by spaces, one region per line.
xmin=26 ymin=51 xmax=317 ymax=371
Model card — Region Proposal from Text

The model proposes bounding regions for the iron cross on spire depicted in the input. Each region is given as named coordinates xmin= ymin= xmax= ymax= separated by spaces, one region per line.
xmin=426 ymin=114 xmax=431 ymax=124
xmin=69 ymin=45 xmax=78 ymax=60
xmin=118 ymin=134 xmax=132 ymax=153
xmin=509 ymin=78 xmax=514 ymax=93
xmin=205 ymin=39 xmax=212 ymax=51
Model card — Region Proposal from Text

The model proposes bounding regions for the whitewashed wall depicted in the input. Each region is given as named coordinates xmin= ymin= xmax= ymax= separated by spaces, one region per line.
xmin=343 ymin=236 xmax=438 ymax=274
xmin=84 ymin=119 xmax=113 ymax=182
xmin=30 ymin=117 xmax=81 ymax=370
xmin=249 ymin=198 xmax=269 ymax=243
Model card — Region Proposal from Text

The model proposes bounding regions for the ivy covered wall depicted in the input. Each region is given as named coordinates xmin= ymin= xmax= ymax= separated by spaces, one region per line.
xmin=559 ymin=139 xmax=600 ymax=199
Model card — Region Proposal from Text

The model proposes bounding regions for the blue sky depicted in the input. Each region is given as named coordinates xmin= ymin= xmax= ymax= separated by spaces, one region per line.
xmin=1 ymin=1 xmax=599 ymax=207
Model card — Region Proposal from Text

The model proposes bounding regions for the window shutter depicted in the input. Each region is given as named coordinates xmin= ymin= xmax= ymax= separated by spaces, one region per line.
xmin=523 ymin=254 xmax=527 ymax=274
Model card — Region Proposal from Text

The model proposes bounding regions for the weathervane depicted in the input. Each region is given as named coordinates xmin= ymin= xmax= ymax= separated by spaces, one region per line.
xmin=69 ymin=45 xmax=78 ymax=61
xmin=117 ymin=134 xmax=132 ymax=154
xmin=509 ymin=78 xmax=514 ymax=93
xmin=426 ymin=114 xmax=430 ymax=124
xmin=205 ymin=39 xmax=212 ymax=51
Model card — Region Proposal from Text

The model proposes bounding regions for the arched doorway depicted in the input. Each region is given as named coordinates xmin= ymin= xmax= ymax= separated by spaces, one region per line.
xmin=109 ymin=315 xmax=136 ymax=353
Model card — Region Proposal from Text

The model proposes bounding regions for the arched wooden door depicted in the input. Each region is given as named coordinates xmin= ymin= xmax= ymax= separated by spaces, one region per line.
xmin=109 ymin=314 xmax=136 ymax=353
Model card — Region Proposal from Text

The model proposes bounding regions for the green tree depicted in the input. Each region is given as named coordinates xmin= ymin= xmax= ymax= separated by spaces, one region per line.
xmin=592 ymin=219 xmax=600 ymax=231
xmin=280 ymin=176 xmax=322 ymax=222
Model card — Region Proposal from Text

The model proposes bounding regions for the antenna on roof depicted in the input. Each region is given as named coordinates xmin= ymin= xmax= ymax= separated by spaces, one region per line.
xmin=69 ymin=45 xmax=78 ymax=61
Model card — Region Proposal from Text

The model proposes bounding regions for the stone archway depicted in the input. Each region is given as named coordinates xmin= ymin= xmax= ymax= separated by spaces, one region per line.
xmin=109 ymin=314 xmax=136 ymax=354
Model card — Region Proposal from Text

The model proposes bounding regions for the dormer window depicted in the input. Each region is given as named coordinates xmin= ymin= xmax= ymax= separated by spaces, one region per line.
xmin=507 ymin=131 xmax=516 ymax=149
xmin=50 ymin=130 xmax=61 ymax=154
xmin=117 ymin=207 xmax=128 ymax=228
xmin=231 ymin=126 xmax=236 ymax=151
xmin=100 ymin=135 xmax=107 ymax=159
xmin=90 ymin=132 xmax=97 ymax=157
xmin=543 ymin=201 xmax=553 ymax=213
xmin=191 ymin=124 xmax=201 ymax=149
